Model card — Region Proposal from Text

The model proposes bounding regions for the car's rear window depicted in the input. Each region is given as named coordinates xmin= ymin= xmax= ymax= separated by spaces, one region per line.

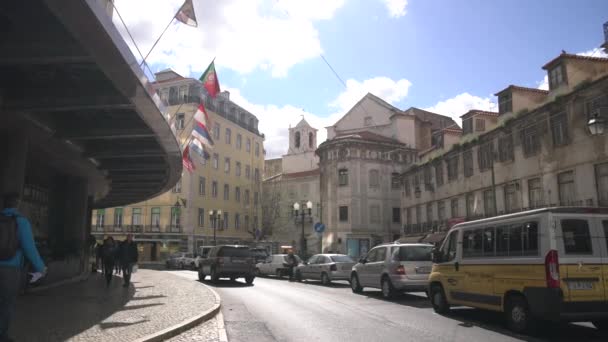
xmin=396 ymin=246 xmax=432 ymax=261
xmin=218 ymin=247 xmax=252 ymax=257
xmin=251 ymin=249 xmax=269 ymax=258
xmin=330 ymin=255 xmax=354 ymax=263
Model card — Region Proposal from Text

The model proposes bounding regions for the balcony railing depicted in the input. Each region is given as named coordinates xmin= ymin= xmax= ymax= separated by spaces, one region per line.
xmin=167 ymin=225 xmax=182 ymax=233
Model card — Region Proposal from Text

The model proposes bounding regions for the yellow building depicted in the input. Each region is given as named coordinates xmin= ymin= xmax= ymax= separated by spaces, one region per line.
xmin=92 ymin=69 xmax=265 ymax=261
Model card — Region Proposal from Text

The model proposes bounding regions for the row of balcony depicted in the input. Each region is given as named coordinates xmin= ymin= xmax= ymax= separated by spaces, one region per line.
xmin=92 ymin=225 xmax=182 ymax=234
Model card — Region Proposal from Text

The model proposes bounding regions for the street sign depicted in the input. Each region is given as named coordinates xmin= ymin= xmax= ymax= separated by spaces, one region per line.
xmin=314 ymin=222 xmax=325 ymax=233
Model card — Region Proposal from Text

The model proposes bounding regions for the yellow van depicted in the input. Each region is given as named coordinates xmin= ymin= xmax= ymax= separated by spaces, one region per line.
xmin=428 ymin=207 xmax=608 ymax=333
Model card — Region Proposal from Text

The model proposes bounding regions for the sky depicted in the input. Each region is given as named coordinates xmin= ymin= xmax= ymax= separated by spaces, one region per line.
xmin=112 ymin=0 xmax=608 ymax=158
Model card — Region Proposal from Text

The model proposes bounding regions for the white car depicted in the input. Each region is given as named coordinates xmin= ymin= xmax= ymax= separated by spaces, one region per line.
xmin=255 ymin=254 xmax=302 ymax=277
xmin=166 ymin=252 xmax=196 ymax=269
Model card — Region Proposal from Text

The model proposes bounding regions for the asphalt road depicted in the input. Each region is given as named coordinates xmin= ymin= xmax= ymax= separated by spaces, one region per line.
xmin=169 ymin=270 xmax=606 ymax=342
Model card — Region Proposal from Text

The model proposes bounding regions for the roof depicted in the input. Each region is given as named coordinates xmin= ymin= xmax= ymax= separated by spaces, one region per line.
xmin=494 ymin=84 xmax=549 ymax=96
xmin=328 ymin=93 xmax=400 ymax=128
xmin=295 ymin=117 xmax=314 ymax=129
xmin=406 ymin=107 xmax=459 ymax=130
xmin=283 ymin=169 xmax=320 ymax=179
xmin=460 ymin=109 xmax=499 ymax=119
xmin=443 ymin=127 xmax=464 ymax=134
xmin=543 ymin=52 xmax=608 ymax=70
xmin=334 ymin=130 xmax=401 ymax=144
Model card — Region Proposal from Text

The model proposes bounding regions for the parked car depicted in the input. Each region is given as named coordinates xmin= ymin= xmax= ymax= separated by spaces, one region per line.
xmin=256 ymin=254 xmax=302 ymax=277
xmin=429 ymin=207 xmax=608 ymax=333
xmin=295 ymin=254 xmax=355 ymax=285
xmin=166 ymin=252 xmax=196 ymax=269
xmin=198 ymin=245 xmax=256 ymax=284
xmin=194 ymin=246 xmax=214 ymax=268
xmin=250 ymin=247 xmax=271 ymax=264
xmin=350 ymin=243 xmax=433 ymax=299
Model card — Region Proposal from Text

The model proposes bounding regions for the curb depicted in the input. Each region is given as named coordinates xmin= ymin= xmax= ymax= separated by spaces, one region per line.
xmin=134 ymin=281 xmax=222 ymax=342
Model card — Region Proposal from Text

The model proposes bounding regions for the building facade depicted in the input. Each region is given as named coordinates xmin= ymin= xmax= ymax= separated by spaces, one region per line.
xmin=401 ymin=53 xmax=608 ymax=240
xmin=92 ymin=70 xmax=265 ymax=261
xmin=316 ymin=93 xmax=456 ymax=258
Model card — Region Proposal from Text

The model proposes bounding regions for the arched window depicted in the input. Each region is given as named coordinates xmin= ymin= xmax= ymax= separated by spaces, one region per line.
xmin=295 ymin=131 xmax=301 ymax=148
xmin=309 ymin=132 xmax=313 ymax=148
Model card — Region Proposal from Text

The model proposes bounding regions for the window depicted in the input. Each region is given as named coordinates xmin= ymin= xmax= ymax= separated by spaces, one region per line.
xmin=199 ymin=177 xmax=206 ymax=196
xmin=244 ymin=190 xmax=250 ymax=205
xmin=440 ymin=231 xmax=458 ymax=262
xmin=95 ymin=210 xmax=105 ymax=227
xmin=213 ymin=123 xmax=220 ymax=140
xmin=451 ymin=198 xmax=459 ymax=218
xmin=495 ymin=222 xmax=539 ymax=256
xmin=213 ymin=153 xmax=219 ymax=169
xmin=338 ymin=169 xmax=348 ymax=186
xmin=404 ymin=177 xmax=411 ymax=197
xmin=463 ymin=118 xmax=473 ymax=135
xmin=179 ymin=85 xmax=188 ymax=102
xmin=463 ymin=229 xmax=483 ymax=258
xmin=476 ymin=118 xmax=485 ymax=132
xmin=309 ymin=132 xmax=314 ymax=148
xmin=223 ymin=212 xmax=229 ymax=229
xmin=370 ymin=205 xmax=380 ymax=223
xmin=504 ymin=183 xmax=520 ymax=213
xmin=596 ymin=162 xmax=608 ymax=206
xmin=151 ymin=207 xmax=161 ymax=227
xmin=463 ymin=149 xmax=473 ymax=177
xmin=131 ymin=208 xmax=141 ymax=226
xmin=369 ymin=169 xmax=379 ymax=187
xmin=364 ymin=116 xmax=372 ymax=126
xmin=522 ymin=125 xmax=541 ymax=157
xmin=498 ymin=92 xmax=512 ymax=114
xmin=528 ymin=178 xmax=542 ymax=208
xmin=478 ymin=141 xmax=494 ymax=171
xmin=212 ymin=181 xmax=218 ymax=198
xmin=172 ymin=179 xmax=182 ymax=193
xmin=114 ymin=208 xmax=123 ymax=227
xmin=235 ymin=214 xmax=240 ymax=230
xmin=244 ymin=215 xmax=249 ymax=230
xmin=435 ymin=163 xmax=444 ymax=186
xmin=392 ymin=208 xmax=401 ymax=223
xmin=224 ymin=157 xmax=230 ymax=173
xmin=426 ymin=203 xmax=433 ymax=224
xmin=255 ymin=142 xmax=260 ymax=157
xmin=603 ymin=221 xmax=608 ymax=251
xmin=562 ymin=219 xmax=592 ymax=254
xmin=236 ymin=162 xmax=241 ymax=177
xmin=295 ymin=132 xmax=300 ymax=148
xmin=498 ymin=134 xmax=514 ymax=162
xmin=416 ymin=205 xmax=422 ymax=225
xmin=438 ymin=201 xmax=446 ymax=221
xmin=447 ymin=155 xmax=459 ymax=181
xmin=550 ymin=112 xmax=569 ymax=146
xmin=339 ymin=206 xmax=348 ymax=222
xmin=254 ymin=192 xmax=259 ymax=206
xmin=235 ymin=187 xmax=241 ymax=202
xmin=223 ymin=184 xmax=229 ymax=200
xmin=198 ymin=208 xmax=205 ymax=227
xmin=483 ymin=228 xmax=495 ymax=256
xmin=406 ymin=208 xmax=412 ymax=226
xmin=391 ymin=173 xmax=400 ymax=189
xmin=466 ymin=193 xmax=475 ymax=218
xmin=245 ymin=165 xmax=251 ymax=179
xmin=236 ymin=134 xmax=242 ymax=149
xmin=423 ymin=167 xmax=433 ymax=187
xmin=549 ymin=64 xmax=566 ymax=89
xmin=246 ymin=138 xmax=251 ymax=152
xmin=254 ymin=168 xmax=260 ymax=182
xmin=483 ymin=189 xmax=495 ymax=216
xmin=225 ymin=128 xmax=231 ymax=144
xmin=376 ymin=248 xmax=387 ymax=262
xmin=558 ymin=171 xmax=575 ymax=205
xmin=176 ymin=113 xmax=185 ymax=130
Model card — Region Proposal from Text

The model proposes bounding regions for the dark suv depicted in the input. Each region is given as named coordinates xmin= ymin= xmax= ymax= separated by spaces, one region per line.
xmin=198 ymin=245 xmax=256 ymax=284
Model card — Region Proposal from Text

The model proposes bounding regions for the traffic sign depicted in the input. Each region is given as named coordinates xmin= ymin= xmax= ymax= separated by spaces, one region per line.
xmin=314 ymin=222 xmax=325 ymax=233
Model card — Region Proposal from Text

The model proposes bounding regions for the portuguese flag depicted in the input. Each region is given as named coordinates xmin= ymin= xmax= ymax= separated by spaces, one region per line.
xmin=199 ymin=60 xmax=221 ymax=98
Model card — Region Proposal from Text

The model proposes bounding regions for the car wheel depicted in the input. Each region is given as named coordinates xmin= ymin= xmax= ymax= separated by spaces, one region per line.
xmin=381 ymin=276 xmax=396 ymax=299
xmin=321 ymin=272 xmax=331 ymax=286
xmin=592 ymin=320 xmax=608 ymax=331
xmin=245 ymin=276 xmax=255 ymax=285
xmin=179 ymin=262 xmax=185 ymax=270
xmin=505 ymin=295 xmax=531 ymax=333
xmin=295 ymin=270 xmax=302 ymax=282
xmin=350 ymin=273 xmax=363 ymax=293
xmin=276 ymin=269 xmax=284 ymax=278
xmin=230 ymin=277 xmax=236 ymax=282
xmin=210 ymin=268 xmax=219 ymax=283
xmin=430 ymin=284 xmax=450 ymax=314
xmin=198 ymin=270 xmax=206 ymax=281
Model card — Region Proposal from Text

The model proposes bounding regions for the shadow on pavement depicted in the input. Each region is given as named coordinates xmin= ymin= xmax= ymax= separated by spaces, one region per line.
xmin=198 ymin=278 xmax=254 ymax=288
xmin=98 ymin=319 xmax=149 ymax=330
xmin=296 ymin=280 xmax=351 ymax=288
xmin=356 ymin=290 xmax=433 ymax=309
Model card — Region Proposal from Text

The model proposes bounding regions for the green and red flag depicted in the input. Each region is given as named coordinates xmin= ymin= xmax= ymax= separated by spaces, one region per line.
xmin=199 ymin=60 xmax=221 ymax=98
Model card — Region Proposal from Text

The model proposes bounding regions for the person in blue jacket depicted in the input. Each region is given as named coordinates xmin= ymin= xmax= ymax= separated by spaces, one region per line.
xmin=0 ymin=192 xmax=46 ymax=342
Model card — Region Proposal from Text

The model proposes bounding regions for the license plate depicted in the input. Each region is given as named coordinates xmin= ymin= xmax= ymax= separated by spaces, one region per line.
xmin=568 ymin=281 xmax=593 ymax=290
xmin=416 ymin=266 xmax=431 ymax=274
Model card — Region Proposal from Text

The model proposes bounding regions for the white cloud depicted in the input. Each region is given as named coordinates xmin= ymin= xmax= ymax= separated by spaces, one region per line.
xmin=329 ymin=77 xmax=412 ymax=112
xmin=381 ymin=0 xmax=408 ymax=18
xmin=577 ymin=47 xmax=608 ymax=58
xmin=424 ymin=92 xmax=498 ymax=126
xmin=537 ymin=75 xmax=549 ymax=90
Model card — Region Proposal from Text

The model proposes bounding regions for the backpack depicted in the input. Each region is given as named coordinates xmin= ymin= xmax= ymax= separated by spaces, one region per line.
xmin=0 ymin=214 xmax=19 ymax=260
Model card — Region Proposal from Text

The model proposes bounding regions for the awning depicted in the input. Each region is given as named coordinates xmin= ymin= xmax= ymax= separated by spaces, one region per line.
xmin=398 ymin=235 xmax=425 ymax=243
xmin=421 ymin=232 xmax=448 ymax=244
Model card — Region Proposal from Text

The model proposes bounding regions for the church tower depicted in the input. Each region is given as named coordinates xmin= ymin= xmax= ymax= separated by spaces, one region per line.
xmin=283 ymin=117 xmax=319 ymax=173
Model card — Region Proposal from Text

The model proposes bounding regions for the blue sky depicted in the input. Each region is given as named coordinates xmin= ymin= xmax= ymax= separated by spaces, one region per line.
xmin=114 ymin=0 xmax=608 ymax=157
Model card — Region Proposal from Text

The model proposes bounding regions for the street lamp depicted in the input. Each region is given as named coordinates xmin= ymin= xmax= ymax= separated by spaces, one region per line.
xmin=588 ymin=113 xmax=606 ymax=135
xmin=293 ymin=200 xmax=313 ymax=258
xmin=172 ymin=199 xmax=182 ymax=233
xmin=208 ymin=209 xmax=222 ymax=246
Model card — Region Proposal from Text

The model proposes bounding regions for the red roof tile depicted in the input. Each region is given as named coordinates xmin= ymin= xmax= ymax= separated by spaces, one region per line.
xmin=460 ymin=110 xmax=499 ymax=118
xmin=494 ymin=84 xmax=549 ymax=96
xmin=335 ymin=131 xmax=400 ymax=144
xmin=284 ymin=169 xmax=320 ymax=178
xmin=543 ymin=53 xmax=608 ymax=70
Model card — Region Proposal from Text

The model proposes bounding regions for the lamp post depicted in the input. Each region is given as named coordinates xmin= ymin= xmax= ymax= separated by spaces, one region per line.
xmin=172 ymin=199 xmax=182 ymax=233
xmin=208 ymin=210 xmax=222 ymax=246
xmin=293 ymin=200 xmax=313 ymax=258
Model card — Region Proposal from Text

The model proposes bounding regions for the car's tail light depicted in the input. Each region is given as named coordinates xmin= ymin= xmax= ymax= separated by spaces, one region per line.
xmin=545 ymin=249 xmax=560 ymax=288
xmin=395 ymin=265 xmax=406 ymax=275
xmin=330 ymin=264 xmax=337 ymax=271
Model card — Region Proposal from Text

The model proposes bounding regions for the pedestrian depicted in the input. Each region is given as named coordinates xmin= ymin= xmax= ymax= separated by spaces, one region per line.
xmin=286 ymin=251 xmax=298 ymax=281
xmin=95 ymin=242 xmax=103 ymax=274
xmin=119 ymin=234 xmax=138 ymax=288
xmin=114 ymin=248 xmax=121 ymax=276
xmin=0 ymin=192 xmax=47 ymax=342
xmin=102 ymin=236 xmax=117 ymax=287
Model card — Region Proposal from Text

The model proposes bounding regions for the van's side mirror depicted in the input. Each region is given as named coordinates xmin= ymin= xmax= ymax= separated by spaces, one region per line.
xmin=431 ymin=248 xmax=444 ymax=263
xmin=359 ymin=257 xmax=367 ymax=264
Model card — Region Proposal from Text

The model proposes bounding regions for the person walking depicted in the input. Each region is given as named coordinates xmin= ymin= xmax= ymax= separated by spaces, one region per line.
xmin=286 ymin=251 xmax=298 ymax=281
xmin=102 ymin=237 xmax=117 ymax=287
xmin=119 ymin=234 xmax=138 ymax=288
xmin=0 ymin=192 xmax=46 ymax=342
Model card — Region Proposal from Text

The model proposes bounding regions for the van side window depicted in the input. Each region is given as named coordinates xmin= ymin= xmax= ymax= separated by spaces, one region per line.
xmin=495 ymin=222 xmax=539 ymax=257
xmin=562 ymin=219 xmax=593 ymax=255
xmin=441 ymin=232 xmax=457 ymax=262
xmin=463 ymin=229 xmax=483 ymax=258
xmin=366 ymin=249 xmax=378 ymax=262
xmin=496 ymin=226 xmax=509 ymax=256
xmin=522 ymin=222 xmax=539 ymax=256
xmin=603 ymin=221 xmax=608 ymax=250
xmin=483 ymin=228 xmax=495 ymax=256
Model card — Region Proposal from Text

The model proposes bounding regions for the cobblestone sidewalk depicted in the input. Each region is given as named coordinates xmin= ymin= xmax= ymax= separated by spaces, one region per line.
xmin=11 ymin=269 xmax=218 ymax=342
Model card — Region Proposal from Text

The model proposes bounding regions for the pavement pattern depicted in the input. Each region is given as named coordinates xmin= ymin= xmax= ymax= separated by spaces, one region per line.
xmin=11 ymin=269 xmax=217 ymax=342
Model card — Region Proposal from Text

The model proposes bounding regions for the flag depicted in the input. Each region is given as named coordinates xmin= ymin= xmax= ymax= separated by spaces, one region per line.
xmin=194 ymin=103 xmax=211 ymax=127
xmin=189 ymin=139 xmax=210 ymax=160
xmin=199 ymin=61 xmax=221 ymax=98
xmin=191 ymin=103 xmax=214 ymax=148
xmin=182 ymin=145 xmax=195 ymax=172
xmin=175 ymin=0 xmax=197 ymax=27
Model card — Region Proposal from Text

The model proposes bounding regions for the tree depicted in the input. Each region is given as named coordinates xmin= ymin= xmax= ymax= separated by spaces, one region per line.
xmin=258 ymin=175 xmax=283 ymax=240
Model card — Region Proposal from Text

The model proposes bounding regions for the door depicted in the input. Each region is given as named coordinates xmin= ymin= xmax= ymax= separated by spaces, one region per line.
xmin=302 ymin=255 xmax=318 ymax=279
xmin=359 ymin=248 xmax=378 ymax=286
xmin=558 ymin=218 xmax=605 ymax=303
xmin=316 ymin=255 xmax=331 ymax=279
xmin=368 ymin=247 xmax=387 ymax=288
xmin=435 ymin=230 xmax=466 ymax=304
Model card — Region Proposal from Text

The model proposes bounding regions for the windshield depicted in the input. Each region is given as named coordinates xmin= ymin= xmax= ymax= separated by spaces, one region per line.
xmin=217 ymin=247 xmax=252 ymax=258
xmin=396 ymin=246 xmax=433 ymax=262
xmin=330 ymin=255 xmax=354 ymax=263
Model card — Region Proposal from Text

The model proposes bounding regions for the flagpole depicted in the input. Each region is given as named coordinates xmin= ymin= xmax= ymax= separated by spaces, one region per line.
xmin=140 ymin=16 xmax=176 ymax=67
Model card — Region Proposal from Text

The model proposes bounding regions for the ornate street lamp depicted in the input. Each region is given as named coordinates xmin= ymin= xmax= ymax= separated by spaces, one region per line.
xmin=293 ymin=201 xmax=313 ymax=258
xmin=208 ymin=209 xmax=222 ymax=246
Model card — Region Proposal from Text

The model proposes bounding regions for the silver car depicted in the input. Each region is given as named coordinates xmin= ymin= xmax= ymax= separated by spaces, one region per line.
xmin=350 ymin=243 xmax=433 ymax=299
xmin=295 ymin=254 xmax=355 ymax=285
xmin=256 ymin=254 xmax=302 ymax=277
xmin=165 ymin=252 xmax=196 ymax=269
